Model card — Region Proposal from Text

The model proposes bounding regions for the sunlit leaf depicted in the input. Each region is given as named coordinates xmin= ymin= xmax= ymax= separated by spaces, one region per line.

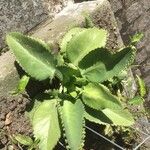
xmin=31 ymin=99 xmax=61 ymax=150
xmin=79 ymin=46 xmax=136 ymax=82
xmin=136 ymin=75 xmax=146 ymax=97
xmin=12 ymin=75 xmax=29 ymax=95
xmin=14 ymin=134 xmax=33 ymax=146
xmin=66 ymin=28 xmax=108 ymax=66
xmin=102 ymin=108 xmax=134 ymax=126
xmin=130 ymin=33 xmax=143 ymax=45
xmin=6 ymin=32 xmax=61 ymax=81
xmin=60 ymin=99 xmax=85 ymax=150
xmin=82 ymin=83 xmax=122 ymax=110
xmin=60 ymin=27 xmax=84 ymax=53
xmin=128 ymin=96 xmax=144 ymax=105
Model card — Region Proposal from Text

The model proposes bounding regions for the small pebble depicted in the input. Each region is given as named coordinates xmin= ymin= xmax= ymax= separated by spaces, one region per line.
xmin=17 ymin=98 xmax=23 ymax=104
xmin=10 ymin=98 xmax=15 ymax=102
xmin=5 ymin=112 xmax=13 ymax=125
xmin=10 ymin=104 xmax=17 ymax=111
xmin=7 ymin=145 xmax=14 ymax=150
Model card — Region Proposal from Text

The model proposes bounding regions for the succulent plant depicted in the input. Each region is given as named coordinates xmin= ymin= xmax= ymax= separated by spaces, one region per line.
xmin=6 ymin=27 xmax=138 ymax=150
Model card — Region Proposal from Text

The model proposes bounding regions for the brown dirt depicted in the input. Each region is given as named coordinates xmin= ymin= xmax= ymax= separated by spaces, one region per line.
xmin=0 ymin=93 xmax=132 ymax=150
xmin=0 ymin=95 xmax=149 ymax=150
xmin=0 ymin=94 xmax=32 ymax=150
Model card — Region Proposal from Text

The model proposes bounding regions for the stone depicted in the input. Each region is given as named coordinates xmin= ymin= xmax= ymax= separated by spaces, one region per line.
xmin=126 ymin=2 xmax=144 ymax=23
xmin=142 ymin=59 xmax=150 ymax=77
xmin=0 ymin=51 xmax=20 ymax=97
xmin=140 ymin=0 xmax=150 ymax=10
xmin=136 ymin=50 xmax=147 ymax=64
xmin=90 ymin=1 xmax=123 ymax=51
xmin=5 ymin=112 xmax=13 ymax=125
xmin=137 ymin=29 xmax=150 ymax=50
xmin=108 ymin=0 xmax=122 ymax=12
xmin=0 ymin=0 xmax=72 ymax=50
xmin=122 ymin=0 xmax=138 ymax=8
xmin=133 ymin=11 xmax=150 ymax=31
xmin=74 ymin=0 xmax=85 ymax=3
xmin=134 ymin=116 xmax=150 ymax=148
xmin=31 ymin=0 xmax=123 ymax=51
xmin=140 ymin=59 xmax=150 ymax=94
xmin=144 ymin=75 xmax=150 ymax=90
xmin=122 ymin=69 xmax=137 ymax=98
xmin=146 ymin=43 xmax=150 ymax=55
xmin=0 ymin=0 xmax=123 ymax=97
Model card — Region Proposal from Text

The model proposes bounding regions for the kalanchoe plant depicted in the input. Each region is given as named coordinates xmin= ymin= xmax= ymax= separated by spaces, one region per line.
xmin=6 ymin=27 xmax=138 ymax=150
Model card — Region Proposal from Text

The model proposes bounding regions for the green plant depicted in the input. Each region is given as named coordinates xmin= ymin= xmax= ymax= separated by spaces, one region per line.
xmin=6 ymin=27 xmax=138 ymax=150
xmin=12 ymin=134 xmax=39 ymax=150
xmin=128 ymin=75 xmax=146 ymax=106
xmin=11 ymin=75 xmax=30 ymax=95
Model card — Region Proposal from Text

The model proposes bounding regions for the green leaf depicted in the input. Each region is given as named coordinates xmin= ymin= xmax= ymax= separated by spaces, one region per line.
xmin=32 ymin=99 xmax=61 ymax=150
xmin=130 ymin=33 xmax=143 ymax=45
xmin=28 ymin=93 xmax=50 ymax=120
xmin=102 ymin=108 xmax=134 ymax=126
xmin=28 ymin=139 xmax=40 ymax=150
xmin=84 ymin=14 xmax=94 ymax=28
xmin=74 ymin=77 xmax=87 ymax=86
xmin=14 ymin=134 xmax=33 ymax=146
xmin=66 ymin=28 xmax=108 ymax=66
xmin=12 ymin=75 xmax=29 ymax=95
xmin=54 ymin=52 xmax=64 ymax=66
xmin=6 ymin=32 xmax=59 ymax=81
xmin=136 ymin=75 xmax=146 ymax=97
xmin=58 ymin=65 xmax=79 ymax=85
xmin=84 ymin=106 xmax=112 ymax=125
xmin=82 ymin=83 xmax=122 ymax=110
xmin=60 ymin=27 xmax=84 ymax=53
xmin=85 ymin=104 xmax=134 ymax=126
xmin=128 ymin=96 xmax=144 ymax=105
xmin=79 ymin=46 xmax=136 ymax=82
xmin=60 ymin=99 xmax=85 ymax=150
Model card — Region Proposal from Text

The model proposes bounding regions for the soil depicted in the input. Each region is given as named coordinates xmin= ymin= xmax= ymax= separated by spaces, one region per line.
xmin=0 ymin=94 xmax=149 ymax=150
xmin=0 ymin=94 xmax=32 ymax=150
xmin=0 ymin=93 xmax=129 ymax=150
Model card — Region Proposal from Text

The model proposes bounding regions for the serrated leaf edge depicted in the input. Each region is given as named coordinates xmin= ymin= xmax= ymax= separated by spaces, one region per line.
xmin=57 ymin=100 xmax=85 ymax=150
xmin=81 ymin=46 xmax=136 ymax=82
xmin=6 ymin=32 xmax=57 ymax=81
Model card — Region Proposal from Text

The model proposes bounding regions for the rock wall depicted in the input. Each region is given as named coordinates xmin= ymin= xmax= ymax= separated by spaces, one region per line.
xmin=0 ymin=0 xmax=72 ymax=50
xmin=108 ymin=0 xmax=150 ymax=99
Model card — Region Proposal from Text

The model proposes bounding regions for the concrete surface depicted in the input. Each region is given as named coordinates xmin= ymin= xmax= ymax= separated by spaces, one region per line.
xmin=0 ymin=0 xmax=73 ymax=50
